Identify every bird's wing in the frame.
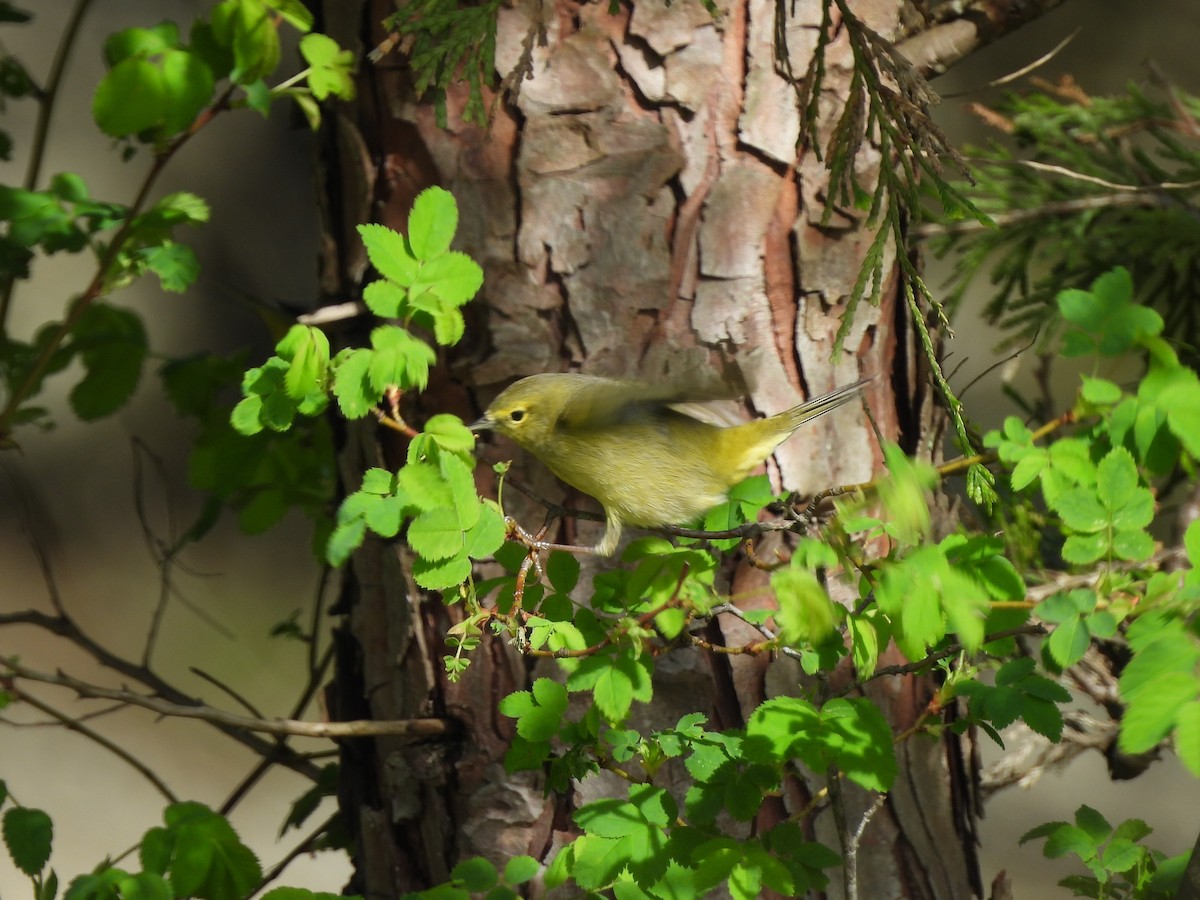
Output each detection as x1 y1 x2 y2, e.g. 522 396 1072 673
556 372 745 431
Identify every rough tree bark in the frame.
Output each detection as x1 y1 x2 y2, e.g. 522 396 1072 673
314 0 1000 896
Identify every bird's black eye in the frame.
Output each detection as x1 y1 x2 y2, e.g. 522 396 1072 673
510 409 525 423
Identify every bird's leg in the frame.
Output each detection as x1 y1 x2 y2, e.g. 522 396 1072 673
503 516 600 557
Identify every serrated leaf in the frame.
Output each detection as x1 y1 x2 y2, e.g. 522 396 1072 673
140 241 200 291
1053 488 1107 533
408 507 465 561
1111 528 1154 562
773 566 836 645
418 250 484 306
230 395 264 435
368 325 434 391
1119 671 1197 754
1074 805 1111 841
362 279 408 318
325 516 366 566
1010 451 1047 491
408 186 458 259
422 414 476 456
365 494 408 538
357 223 418 285
331 347 376 418
1048 617 1090 668
1095 448 1138 510
69 302 148 420
1062 532 1108 565
3 807 52 876
849 615 880 677
412 552 472 590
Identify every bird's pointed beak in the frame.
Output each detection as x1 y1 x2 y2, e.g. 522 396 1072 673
468 415 493 434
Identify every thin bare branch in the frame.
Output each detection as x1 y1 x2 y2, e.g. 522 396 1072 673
2 659 456 740
898 0 1070 78
0 610 323 779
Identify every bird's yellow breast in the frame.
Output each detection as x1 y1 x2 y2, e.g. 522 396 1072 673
542 415 745 528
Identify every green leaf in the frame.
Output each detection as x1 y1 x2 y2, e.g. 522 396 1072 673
464 502 506 559
878 442 935 544
417 251 484 306
451 857 498 892
812 697 897 792
1074 805 1111 841
503 855 540 885
1160 377 1200 459
1080 376 1122 405
569 649 653 722
331 347 376 418
362 279 407 318
1010 451 1047 491
358 223 418 286
1047 617 1090 669
1094 447 1138 510
212 0 282 84
1175 701 1200 778
368 325 435 391
412 552 472 590
162 802 261 899
92 44 214 140
1052 488 1107 533
1111 528 1154 562
1042 823 1098 860
298 32 355 101
325 516 366 567
276 325 330 401
422 414 476 457
499 679 568 742
1061 532 1108 565
545 552 580 595
849 614 880 677
408 186 458 259
69 302 148 420
1119 671 1197 754
103 23 180 65
1057 267 1161 357
139 242 200 291
3 807 52 876
264 0 313 31
773 566 836 645
408 507 465 561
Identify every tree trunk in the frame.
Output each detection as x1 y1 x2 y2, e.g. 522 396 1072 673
316 0 979 896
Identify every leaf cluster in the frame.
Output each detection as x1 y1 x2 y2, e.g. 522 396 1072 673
0 785 360 900
229 187 498 579
1020 805 1188 898
0 1 355 446
927 78 1200 364
981 268 1200 774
